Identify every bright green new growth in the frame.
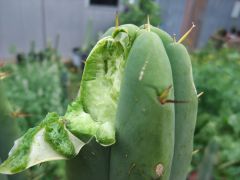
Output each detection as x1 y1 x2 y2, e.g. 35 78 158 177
65 27 137 145
44 120 76 158
0 22 198 180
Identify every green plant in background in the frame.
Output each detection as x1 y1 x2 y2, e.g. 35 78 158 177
2 51 68 133
192 43 240 179
0 21 198 180
120 0 161 26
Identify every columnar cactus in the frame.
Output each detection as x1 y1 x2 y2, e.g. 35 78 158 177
0 20 198 180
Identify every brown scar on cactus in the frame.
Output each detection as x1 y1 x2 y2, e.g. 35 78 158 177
178 22 196 43
159 85 189 104
155 163 164 177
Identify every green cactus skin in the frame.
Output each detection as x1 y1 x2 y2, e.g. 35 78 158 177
166 43 198 180
66 141 110 180
110 30 175 180
102 24 139 40
139 25 173 46
102 27 115 38
145 25 198 179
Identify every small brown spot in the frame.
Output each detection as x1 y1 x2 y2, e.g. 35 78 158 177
155 163 164 177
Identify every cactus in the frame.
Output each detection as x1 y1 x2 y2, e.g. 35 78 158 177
0 20 198 180
167 33 198 180
110 30 175 180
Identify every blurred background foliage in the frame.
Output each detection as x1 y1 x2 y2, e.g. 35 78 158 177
191 42 240 179
120 0 161 26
